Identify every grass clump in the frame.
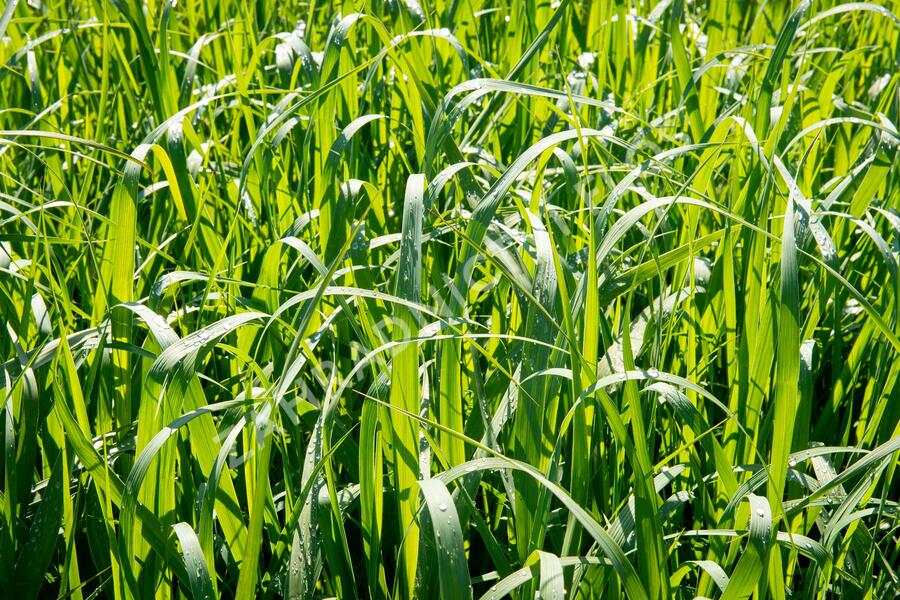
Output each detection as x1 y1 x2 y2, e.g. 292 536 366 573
1 0 899 598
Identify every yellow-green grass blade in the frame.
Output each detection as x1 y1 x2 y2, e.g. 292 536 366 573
390 174 425 599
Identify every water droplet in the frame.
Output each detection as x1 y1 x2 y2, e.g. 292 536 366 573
438 502 448 511
805 541 813 550
647 368 659 378
756 508 765 517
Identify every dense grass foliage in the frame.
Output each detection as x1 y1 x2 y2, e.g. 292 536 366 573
1 0 899 597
